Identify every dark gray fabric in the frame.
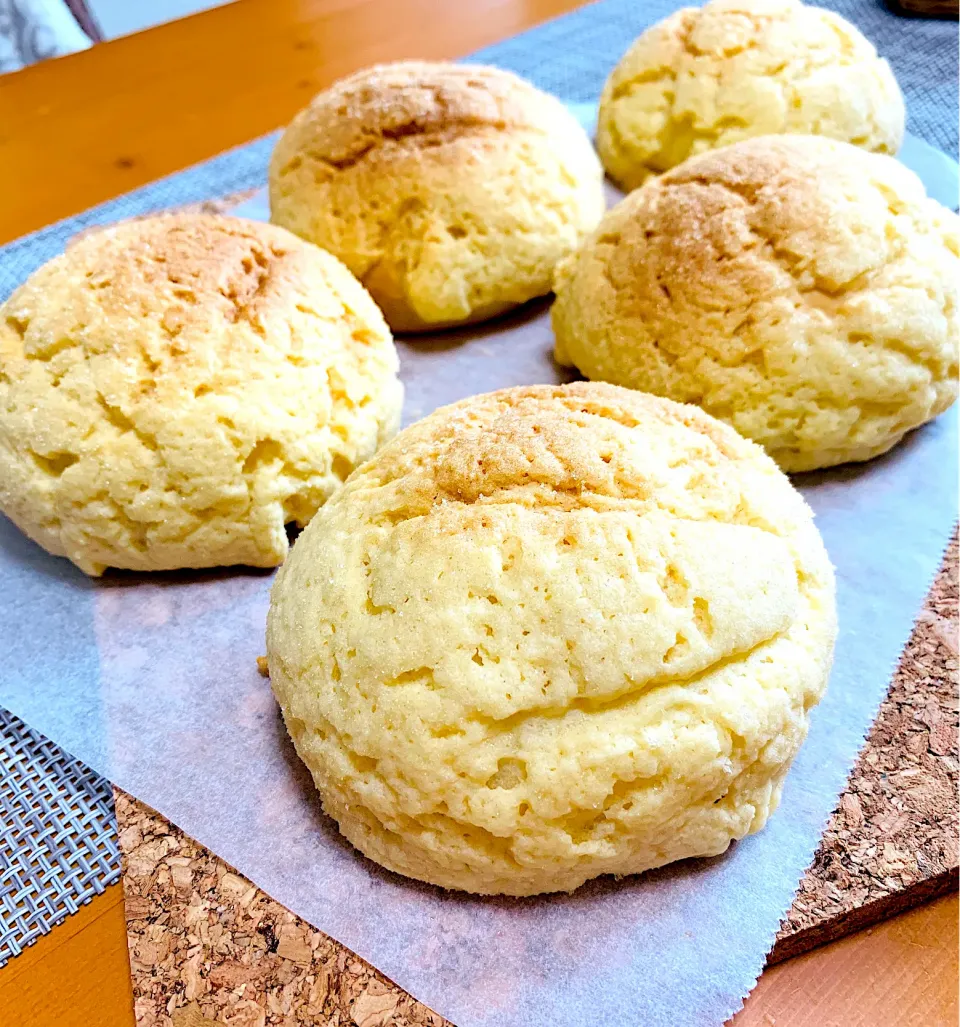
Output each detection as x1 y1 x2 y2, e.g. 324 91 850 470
830 0 957 156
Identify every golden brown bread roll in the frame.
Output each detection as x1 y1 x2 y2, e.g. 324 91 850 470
267 382 836 895
0 214 402 574
597 0 905 191
269 61 605 331
553 136 959 472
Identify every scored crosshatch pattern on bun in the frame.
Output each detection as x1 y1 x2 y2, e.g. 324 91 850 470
269 61 606 332
597 0 905 191
267 382 837 896
0 214 402 575
553 135 959 472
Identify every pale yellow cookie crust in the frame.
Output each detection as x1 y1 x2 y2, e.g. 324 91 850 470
267 382 836 895
269 61 605 331
552 136 959 472
597 0 905 191
0 214 402 575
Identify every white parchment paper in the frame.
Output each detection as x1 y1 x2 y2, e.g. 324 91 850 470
1 114 957 1027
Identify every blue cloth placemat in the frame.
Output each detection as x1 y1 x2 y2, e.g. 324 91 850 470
0 0 955 970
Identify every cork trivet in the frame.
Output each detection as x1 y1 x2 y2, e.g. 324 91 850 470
119 791 448 1027
119 535 958 1027
770 531 959 962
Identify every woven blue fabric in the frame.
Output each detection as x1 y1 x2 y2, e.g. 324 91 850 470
0 0 956 965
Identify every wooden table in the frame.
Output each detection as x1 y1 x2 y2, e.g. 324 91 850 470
0 2 956 1025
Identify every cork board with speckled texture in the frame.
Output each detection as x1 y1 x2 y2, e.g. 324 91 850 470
119 535 958 1027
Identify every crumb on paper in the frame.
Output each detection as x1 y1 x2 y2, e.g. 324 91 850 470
257 655 269 678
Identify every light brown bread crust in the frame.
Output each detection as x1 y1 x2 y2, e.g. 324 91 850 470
597 0 905 191
552 135 959 472
269 61 605 331
0 214 402 574
267 382 836 895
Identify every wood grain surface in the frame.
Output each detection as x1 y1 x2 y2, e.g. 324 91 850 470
0 0 957 1025
0 884 134 1027
733 893 959 1027
0 0 586 245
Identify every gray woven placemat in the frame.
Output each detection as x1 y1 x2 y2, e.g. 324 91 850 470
0 708 120 963
0 0 956 966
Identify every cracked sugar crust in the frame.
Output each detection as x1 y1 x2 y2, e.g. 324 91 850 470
0 213 403 575
268 61 605 331
552 135 960 472
267 382 837 895
596 0 905 191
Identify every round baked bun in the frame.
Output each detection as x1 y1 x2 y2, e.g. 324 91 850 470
597 0 905 191
268 61 605 332
553 136 959 472
267 382 837 896
0 214 402 576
